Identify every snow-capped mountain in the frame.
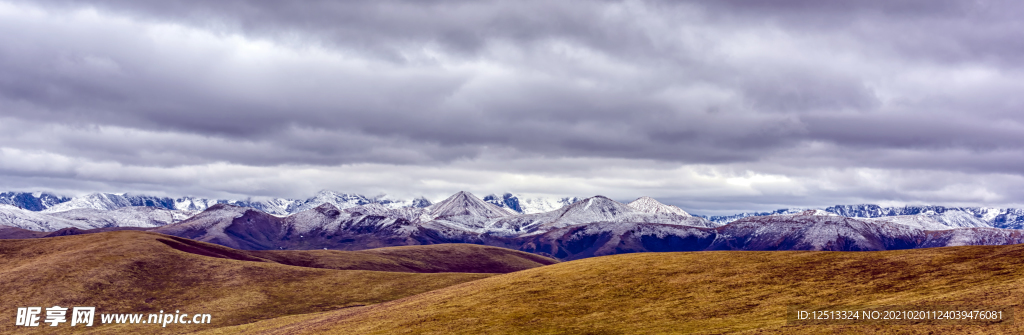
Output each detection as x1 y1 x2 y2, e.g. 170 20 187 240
1 202 193 232
171 196 300 216
412 191 516 237
717 211 1024 251
148 193 720 252
514 210 1024 260
698 208 808 224
40 192 301 216
483 193 581 214
627 196 692 217
713 211 922 251
487 195 716 236
427 191 513 220
154 201 471 251
10 189 1024 260
153 204 265 249
824 204 1024 229
28 190 433 217
11 188 1024 232
0 204 83 232
284 190 430 214
859 215 954 230
0 192 71 211
513 220 718 260
698 204 1024 229
42 193 154 213
47 207 199 228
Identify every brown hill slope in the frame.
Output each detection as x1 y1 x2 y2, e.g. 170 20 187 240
150 234 557 273
0 231 546 334
0 224 47 239
209 244 1024 334
246 244 558 273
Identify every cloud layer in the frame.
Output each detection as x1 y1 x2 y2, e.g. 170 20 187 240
2 0 1023 214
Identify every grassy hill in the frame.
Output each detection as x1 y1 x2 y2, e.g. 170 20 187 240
0 231 554 334
206 244 1024 334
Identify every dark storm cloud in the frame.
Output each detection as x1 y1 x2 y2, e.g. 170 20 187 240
3 1 1020 160
2 0 1024 209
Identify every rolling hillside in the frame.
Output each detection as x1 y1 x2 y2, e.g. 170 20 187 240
207 244 1024 334
0 231 553 334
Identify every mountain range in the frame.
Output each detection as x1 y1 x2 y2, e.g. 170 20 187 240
7 190 1024 229
0 190 576 216
6 190 1024 260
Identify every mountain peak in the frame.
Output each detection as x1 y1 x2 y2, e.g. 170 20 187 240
428 191 513 219
627 196 691 217
557 196 632 219
567 195 618 208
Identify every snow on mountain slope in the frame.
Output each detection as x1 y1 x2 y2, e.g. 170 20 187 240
151 201 468 251
487 196 629 234
488 195 715 236
428 191 514 219
627 197 691 217
699 208 807 225
717 212 922 251
823 204 1022 229
283 203 478 247
233 198 299 216
282 203 349 234
514 221 715 260
0 192 71 211
701 204 1024 228
344 204 424 222
926 228 1024 247
0 204 87 231
41 193 195 212
517 196 581 214
30 190 431 217
987 208 1024 229
286 190 375 213
42 191 1020 259
172 197 223 212
13 188 1024 232
42 193 137 213
419 192 515 233
282 202 415 238
483 193 581 214
285 190 431 214
554 196 638 225
932 210 993 228
48 207 198 228
155 203 399 250
862 215 953 230
511 210 1024 260
153 204 255 248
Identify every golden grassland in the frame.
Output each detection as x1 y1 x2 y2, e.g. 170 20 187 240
0 231 554 334
206 243 1024 334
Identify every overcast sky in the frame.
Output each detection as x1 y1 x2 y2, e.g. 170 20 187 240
1 0 1023 215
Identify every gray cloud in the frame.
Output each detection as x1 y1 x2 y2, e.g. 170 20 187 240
2 0 1023 211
